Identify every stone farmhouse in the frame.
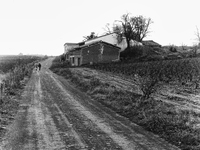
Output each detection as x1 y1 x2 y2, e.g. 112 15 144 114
64 33 142 66
68 41 120 66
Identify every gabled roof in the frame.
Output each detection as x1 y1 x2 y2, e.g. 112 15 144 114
81 40 120 49
84 33 117 42
142 40 161 47
69 40 120 53
64 32 118 47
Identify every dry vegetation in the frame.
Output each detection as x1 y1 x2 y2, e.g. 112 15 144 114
0 55 46 140
50 56 200 150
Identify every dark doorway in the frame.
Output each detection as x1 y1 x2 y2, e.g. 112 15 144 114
78 57 81 66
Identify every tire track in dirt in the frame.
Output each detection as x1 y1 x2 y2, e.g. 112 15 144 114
27 74 65 150
53 103 87 149
0 71 66 150
41 71 122 149
46 69 179 150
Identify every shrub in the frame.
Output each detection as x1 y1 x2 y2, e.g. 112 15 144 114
136 74 160 100
49 56 70 70
1 56 40 96
169 46 177 52
120 45 144 60
90 77 101 87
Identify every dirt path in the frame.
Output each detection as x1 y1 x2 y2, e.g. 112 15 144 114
0 58 179 150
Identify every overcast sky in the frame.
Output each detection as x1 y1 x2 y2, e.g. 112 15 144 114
0 0 199 56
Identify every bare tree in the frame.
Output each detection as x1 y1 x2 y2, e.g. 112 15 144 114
103 23 112 34
115 13 133 48
192 26 200 56
115 13 153 48
131 16 152 42
195 26 200 46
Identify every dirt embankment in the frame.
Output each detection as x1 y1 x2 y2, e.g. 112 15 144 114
70 67 200 112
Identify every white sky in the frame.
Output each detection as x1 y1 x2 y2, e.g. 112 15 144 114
0 0 199 56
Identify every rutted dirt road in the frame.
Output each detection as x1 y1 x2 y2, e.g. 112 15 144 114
0 58 179 150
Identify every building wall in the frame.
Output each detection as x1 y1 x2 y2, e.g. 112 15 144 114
69 56 82 66
81 43 120 65
81 44 101 65
69 50 82 66
65 44 79 61
102 44 120 62
70 50 81 56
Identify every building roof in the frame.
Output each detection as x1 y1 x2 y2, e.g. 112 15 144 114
69 40 120 53
64 43 79 46
84 33 117 42
141 40 161 47
64 33 116 46
82 40 120 48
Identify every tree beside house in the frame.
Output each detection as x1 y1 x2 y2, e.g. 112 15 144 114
63 13 157 65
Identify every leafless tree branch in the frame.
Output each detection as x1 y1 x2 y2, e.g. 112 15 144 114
195 26 200 46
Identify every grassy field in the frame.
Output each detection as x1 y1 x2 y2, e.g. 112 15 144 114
50 57 200 150
0 55 45 73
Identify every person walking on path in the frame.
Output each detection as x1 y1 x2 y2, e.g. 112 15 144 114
38 63 41 71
